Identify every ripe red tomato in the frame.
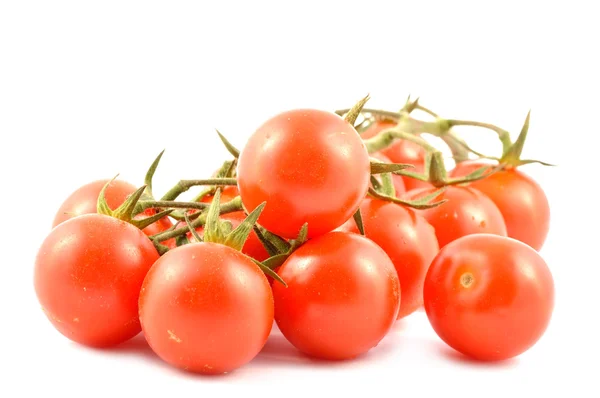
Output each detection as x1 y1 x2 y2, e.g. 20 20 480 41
52 179 137 227
362 119 430 191
139 242 273 374
237 109 371 239
34 214 160 347
53 179 175 246
404 186 507 248
370 152 406 195
272 231 400 360
339 198 439 318
424 234 554 361
451 161 550 251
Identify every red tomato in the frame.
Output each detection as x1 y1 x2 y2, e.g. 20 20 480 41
339 198 439 318
139 243 273 374
424 234 554 361
52 179 137 227
53 179 175 246
362 120 430 191
370 152 406 196
451 161 550 251
237 109 370 239
272 231 400 360
404 186 507 248
34 214 160 347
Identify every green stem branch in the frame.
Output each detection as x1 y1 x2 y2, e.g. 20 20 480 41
161 178 238 201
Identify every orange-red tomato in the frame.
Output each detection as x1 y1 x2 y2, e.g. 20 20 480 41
35 214 160 347
424 234 554 361
237 109 370 239
139 243 273 374
272 232 400 360
362 120 431 191
451 161 550 250
404 186 507 248
339 198 439 318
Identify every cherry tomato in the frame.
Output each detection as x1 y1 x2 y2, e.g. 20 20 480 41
370 152 406 195
53 179 175 247
339 198 438 318
139 242 273 374
52 179 137 227
272 231 400 360
237 109 370 239
451 161 550 250
362 119 430 191
424 234 554 361
404 186 507 248
34 214 160 347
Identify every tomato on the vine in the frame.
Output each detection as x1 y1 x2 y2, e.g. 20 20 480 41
451 160 550 250
53 179 175 247
339 198 439 319
139 242 273 374
272 231 400 360
404 186 507 248
361 119 431 191
34 214 160 347
237 109 371 239
424 234 554 361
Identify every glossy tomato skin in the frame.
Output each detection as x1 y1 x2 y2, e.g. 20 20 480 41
237 109 370 239
362 120 430 191
139 243 273 374
339 198 439 318
405 186 507 248
370 152 406 196
424 234 554 361
272 231 400 360
52 179 137 227
34 214 160 347
451 161 550 251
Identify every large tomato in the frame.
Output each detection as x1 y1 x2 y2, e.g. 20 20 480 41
339 198 439 318
34 214 160 347
237 109 370 239
139 242 273 374
451 161 550 250
404 186 507 248
272 231 400 360
424 234 554 361
361 119 431 191
52 179 175 246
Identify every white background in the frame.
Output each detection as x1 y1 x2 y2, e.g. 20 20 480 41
1 1 598 397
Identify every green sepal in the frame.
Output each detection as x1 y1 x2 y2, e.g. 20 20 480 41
184 213 203 243
203 189 226 244
223 202 266 251
261 254 289 270
253 225 290 256
353 208 365 235
144 149 165 199
370 160 414 175
368 187 447 210
216 129 240 159
176 234 190 247
131 209 174 230
344 94 370 126
251 258 287 287
289 223 308 251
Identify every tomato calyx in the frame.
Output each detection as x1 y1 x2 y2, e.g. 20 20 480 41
499 111 555 169
216 129 241 159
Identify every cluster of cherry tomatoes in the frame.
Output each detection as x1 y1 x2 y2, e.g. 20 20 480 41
34 96 554 375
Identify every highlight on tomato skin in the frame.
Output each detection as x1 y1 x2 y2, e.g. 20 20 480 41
272 231 400 360
450 160 550 251
237 109 371 240
138 242 274 375
338 197 439 319
404 185 507 248
34 214 160 348
423 233 555 361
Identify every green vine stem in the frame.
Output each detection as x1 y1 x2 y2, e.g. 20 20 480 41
137 200 210 212
149 196 243 243
160 178 238 201
363 126 439 154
